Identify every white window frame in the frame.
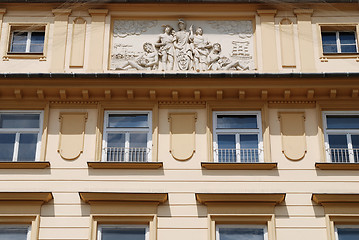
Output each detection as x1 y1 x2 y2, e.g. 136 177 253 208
0 224 31 240
0 111 44 162
335 224 359 240
322 111 359 163
102 111 152 162
9 30 45 53
321 30 358 54
97 224 149 240
216 224 268 240
213 111 263 162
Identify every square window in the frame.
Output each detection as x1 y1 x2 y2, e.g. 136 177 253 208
0 111 43 162
216 224 268 240
323 112 359 163
103 111 152 162
0 225 31 240
335 225 359 240
8 26 46 54
98 225 149 240
213 111 263 163
321 28 358 54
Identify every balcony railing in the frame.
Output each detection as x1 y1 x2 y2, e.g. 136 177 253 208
328 148 359 163
106 147 149 162
216 148 260 163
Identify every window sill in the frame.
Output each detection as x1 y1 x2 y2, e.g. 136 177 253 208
315 162 359 170
320 54 359 62
312 193 359 204
3 53 46 61
0 161 50 169
201 162 277 170
87 161 163 169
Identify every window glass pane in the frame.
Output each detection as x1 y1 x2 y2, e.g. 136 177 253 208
341 45 357 53
218 227 264 240
240 134 259 163
108 114 148 128
217 115 257 129
0 227 28 240
217 134 236 162
17 133 37 162
107 133 125 162
10 32 27 52
339 32 356 44
101 227 146 240
326 115 359 129
351 135 359 163
323 45 338 53
328 135 349 163
29 32 44 53
0 114 40 129
129 133 148 162
337 228 359 240
322 32 337 44
0 134 16 161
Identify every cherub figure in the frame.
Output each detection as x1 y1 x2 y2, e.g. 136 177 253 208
190 27 211 71
116 42 158 70
155 25 175 71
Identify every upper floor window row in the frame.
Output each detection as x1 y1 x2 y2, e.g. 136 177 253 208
321 25 358 54
8 26 45 54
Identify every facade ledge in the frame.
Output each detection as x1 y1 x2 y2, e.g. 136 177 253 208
79 192 168 204
196 193 286 205
87 162 163 169
0 192 53 203
0 161 50 169
201 162 277 170
315 162 359 170
312 193 359 204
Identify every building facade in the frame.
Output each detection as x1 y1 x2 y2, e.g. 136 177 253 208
0 1 359 240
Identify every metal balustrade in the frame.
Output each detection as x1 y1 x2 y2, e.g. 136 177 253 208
106 147 148 162
328 148 359 163
216 148 259 163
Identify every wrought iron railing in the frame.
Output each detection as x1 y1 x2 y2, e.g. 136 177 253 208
216 148 260 163
106 147 149 162
328 148 359 163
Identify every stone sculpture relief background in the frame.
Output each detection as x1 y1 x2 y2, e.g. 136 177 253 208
110 20 254 72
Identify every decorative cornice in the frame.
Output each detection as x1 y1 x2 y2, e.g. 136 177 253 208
50 101 99 105
52 9 72 15
294 8 314 15
159 101 206 106
0 192 53 203
79 192 168 204
257 9 277 16
88 9 109 15
196 193 286 205
312 194 359 204
269 101 316 104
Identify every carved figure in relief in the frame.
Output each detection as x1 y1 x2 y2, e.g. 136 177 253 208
115 42 158 70
207 43 248 71
155 25 175 71
174 20 193 70
190 27 211 72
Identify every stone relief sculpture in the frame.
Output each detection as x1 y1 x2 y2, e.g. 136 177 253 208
111 19 255 71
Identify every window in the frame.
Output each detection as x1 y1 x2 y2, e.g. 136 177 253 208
0 225 31 240
0 111 43 162
8 26 45 54
323 112 359 163
213 111 263 163
103 111 152 162
216 225 267 240
321 27 358 54
335 225 359 240
98 225 149 240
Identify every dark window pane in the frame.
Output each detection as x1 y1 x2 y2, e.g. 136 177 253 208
327 116 359 129
129 133 148 162
217 134 236 162
30 44 44 53
108 114 148 128
10 32 27 52
0 114 40 128
0 133 16 161
217 115 257 129
323 45 338 53
107 133 125 162
322 32 337 44
352 135 359 163
339 32 356 44
0 227 28 240
341 45 357 53
18 133 37 161
337 228 359 240
101 227 146 240
328 135 349 163
30 32 45 44
240 134 259 163
218 227 264 240
10 44 27 53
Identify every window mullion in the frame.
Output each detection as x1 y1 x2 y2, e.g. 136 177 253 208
26 32 31 53
347 133 354 163
13 132 20 162
125 132 130 162
236 133 240 163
